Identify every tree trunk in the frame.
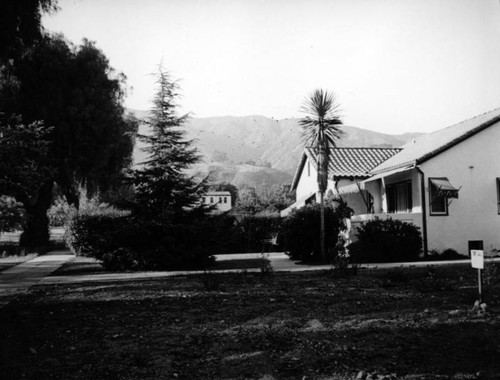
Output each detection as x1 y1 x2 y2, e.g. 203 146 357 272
19 182 54 253
320 190 326 263
317 145 328 263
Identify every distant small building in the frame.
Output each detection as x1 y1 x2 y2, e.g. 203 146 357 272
203 191 232 213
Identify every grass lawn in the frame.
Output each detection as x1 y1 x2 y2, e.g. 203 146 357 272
1 265 500 379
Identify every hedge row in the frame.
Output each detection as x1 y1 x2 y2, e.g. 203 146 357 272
65 202 423 271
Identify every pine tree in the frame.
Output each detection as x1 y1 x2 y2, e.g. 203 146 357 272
132 68 205 220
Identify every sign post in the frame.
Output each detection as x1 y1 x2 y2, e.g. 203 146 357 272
470 249 484 302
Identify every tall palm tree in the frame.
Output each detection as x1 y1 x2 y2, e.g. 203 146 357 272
299 89 343 262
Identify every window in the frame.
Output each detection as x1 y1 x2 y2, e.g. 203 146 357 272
430 182 448 215
210 197 214 203
497 178 500 214
429 178 459 216
386 181 412 213
224 197 227 204
307 161 311 177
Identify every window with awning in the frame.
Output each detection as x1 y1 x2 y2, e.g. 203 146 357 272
429 177 460 215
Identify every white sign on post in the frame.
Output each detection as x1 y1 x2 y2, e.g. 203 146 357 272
471 250 484 269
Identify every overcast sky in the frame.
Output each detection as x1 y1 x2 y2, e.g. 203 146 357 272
43 0 500 134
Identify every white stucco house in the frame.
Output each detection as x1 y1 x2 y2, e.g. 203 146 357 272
203 191 232 213
283 109 500 257
336 109 500 256
281 147 401 217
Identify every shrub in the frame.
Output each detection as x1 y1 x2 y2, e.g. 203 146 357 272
66 209 220 271
283 200 352 263
0 196 25 234
0 243 21 257
101 248 143 271
47 197 76 227
233 213 283 253
349 218 422 263
426 248 467 261
65 206 129 260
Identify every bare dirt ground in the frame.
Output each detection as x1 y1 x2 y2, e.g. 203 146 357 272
1 264 500 380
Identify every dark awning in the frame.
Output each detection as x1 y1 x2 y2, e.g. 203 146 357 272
430 178 460 199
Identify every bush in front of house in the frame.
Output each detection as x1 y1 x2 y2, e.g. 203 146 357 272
283 200 352 263
349 218 422 263
427 248 467 261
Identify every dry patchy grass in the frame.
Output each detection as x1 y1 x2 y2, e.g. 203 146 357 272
1 265 500 379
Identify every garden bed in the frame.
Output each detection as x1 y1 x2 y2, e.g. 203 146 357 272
1 265 500 379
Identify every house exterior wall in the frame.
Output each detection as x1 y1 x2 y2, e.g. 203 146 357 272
352 169 424 242
296 158 318 200
354 122 500 255
419 122 500 254
296 157 368 208
295 157 335 202
335 179 370 215
203 193 232 212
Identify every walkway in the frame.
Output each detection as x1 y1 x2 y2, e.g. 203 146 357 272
0 251 74 308
2 250 499 309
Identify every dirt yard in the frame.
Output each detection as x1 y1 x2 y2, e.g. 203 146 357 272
1 264 500 379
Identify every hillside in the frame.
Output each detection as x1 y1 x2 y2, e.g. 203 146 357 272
129 110 424 187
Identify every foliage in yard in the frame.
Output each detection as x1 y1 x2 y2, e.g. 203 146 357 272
0 0 58 64
427 248 468 261
130 67 206 219
66 210 221 270
349 218 422 263
64 206 129 260
232 213 283 253
3 266 500 379
283 199 352 263
0 34 138 249
47 196 75 227
233 183 295 214
0 196 25 234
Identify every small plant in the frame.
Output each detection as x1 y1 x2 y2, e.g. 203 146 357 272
259 257 274 277
333 219 351 269
483 257 500 288
101 247 143 271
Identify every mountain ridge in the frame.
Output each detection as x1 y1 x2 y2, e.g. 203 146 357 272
129 109 424 189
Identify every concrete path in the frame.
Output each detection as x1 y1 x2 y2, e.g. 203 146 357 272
41 252 500 286
2 250 500 308
0 250 74 308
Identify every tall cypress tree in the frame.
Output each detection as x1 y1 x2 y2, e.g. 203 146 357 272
132 68 206 220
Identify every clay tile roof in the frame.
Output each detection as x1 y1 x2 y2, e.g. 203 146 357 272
306 147 402 179
372 108 500 174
